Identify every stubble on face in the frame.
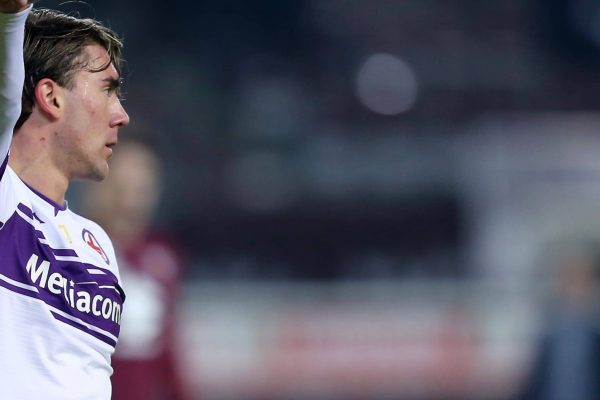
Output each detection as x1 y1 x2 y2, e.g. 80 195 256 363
58 45 121 182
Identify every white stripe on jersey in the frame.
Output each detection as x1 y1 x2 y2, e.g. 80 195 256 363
0 273 39 292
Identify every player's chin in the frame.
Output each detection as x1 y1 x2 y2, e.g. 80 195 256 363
91 150 112 180
88 162 110 182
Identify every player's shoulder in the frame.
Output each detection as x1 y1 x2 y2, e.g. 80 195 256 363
70 211 109 241
68 210 120 276
1 165 48 222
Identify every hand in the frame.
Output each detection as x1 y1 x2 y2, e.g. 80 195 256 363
0 0 29 14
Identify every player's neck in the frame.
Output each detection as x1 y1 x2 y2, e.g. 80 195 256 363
9 131 69 206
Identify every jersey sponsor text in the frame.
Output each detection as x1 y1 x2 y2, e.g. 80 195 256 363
26 253 122 324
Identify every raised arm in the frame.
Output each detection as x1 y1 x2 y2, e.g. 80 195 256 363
0 0 31 168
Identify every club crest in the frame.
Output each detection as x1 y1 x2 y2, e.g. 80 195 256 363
82 229 110 265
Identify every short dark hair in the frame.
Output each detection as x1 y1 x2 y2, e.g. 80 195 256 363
15 8 124 130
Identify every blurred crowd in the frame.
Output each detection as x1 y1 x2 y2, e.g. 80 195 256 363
51 0 600 398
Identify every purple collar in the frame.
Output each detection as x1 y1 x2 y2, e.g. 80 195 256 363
22 181 67 216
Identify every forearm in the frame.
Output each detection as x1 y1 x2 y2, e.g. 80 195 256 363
0 5 30 162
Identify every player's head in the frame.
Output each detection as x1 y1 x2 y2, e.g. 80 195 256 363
15 8 130 182
16 8 124 130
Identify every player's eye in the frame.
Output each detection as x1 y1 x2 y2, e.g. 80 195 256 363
103 78 123 97
104 86 117 95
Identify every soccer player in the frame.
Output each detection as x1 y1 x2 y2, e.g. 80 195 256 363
0 1 130 399
82 140 191 400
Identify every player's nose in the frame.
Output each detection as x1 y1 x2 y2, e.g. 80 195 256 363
112 100 130 127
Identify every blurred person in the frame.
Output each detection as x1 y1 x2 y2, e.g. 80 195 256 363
517 245 600 400
0 1 130 398
81 140 190 400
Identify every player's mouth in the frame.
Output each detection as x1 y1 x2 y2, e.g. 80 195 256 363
105 142 116 157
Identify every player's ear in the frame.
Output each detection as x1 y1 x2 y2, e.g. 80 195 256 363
33 78 63 120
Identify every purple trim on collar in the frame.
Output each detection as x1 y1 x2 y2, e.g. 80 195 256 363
17 203 33 218
22 181 67 216
0 154 7 180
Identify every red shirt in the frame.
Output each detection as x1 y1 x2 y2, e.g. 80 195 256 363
111 233 189 400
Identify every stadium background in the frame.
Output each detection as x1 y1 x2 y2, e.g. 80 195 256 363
37 0 600 398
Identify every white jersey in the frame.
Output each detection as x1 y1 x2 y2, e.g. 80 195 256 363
0 7 124 400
